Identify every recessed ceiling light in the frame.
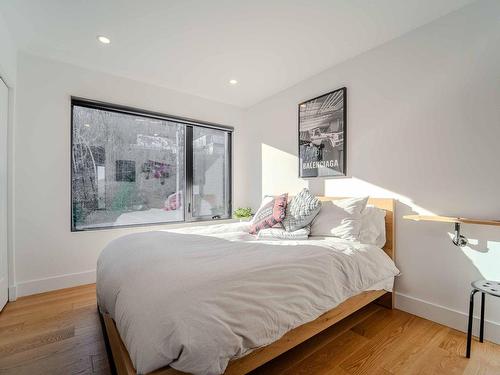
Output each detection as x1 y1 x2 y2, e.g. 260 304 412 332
97 35 111 44
84 124 90 127
229 79 238 85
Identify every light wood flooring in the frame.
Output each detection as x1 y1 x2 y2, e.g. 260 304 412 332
0 284 499 375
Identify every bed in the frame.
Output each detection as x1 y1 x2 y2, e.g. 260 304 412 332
97 197 398 375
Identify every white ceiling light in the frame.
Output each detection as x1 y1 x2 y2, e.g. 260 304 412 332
97 35 111 44
229 79 238 85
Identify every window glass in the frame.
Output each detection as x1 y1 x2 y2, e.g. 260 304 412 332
192 127 230 218
72 105 185 230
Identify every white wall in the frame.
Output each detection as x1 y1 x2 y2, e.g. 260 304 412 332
0 13 17 300
13 52 243 297
0 13 17 85
243 0 500 342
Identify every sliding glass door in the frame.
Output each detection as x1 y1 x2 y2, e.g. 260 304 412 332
191 127 231 220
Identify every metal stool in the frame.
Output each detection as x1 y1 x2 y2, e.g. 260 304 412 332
466 280 500 358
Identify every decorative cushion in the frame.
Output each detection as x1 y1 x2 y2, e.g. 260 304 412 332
249 194 288 234
250 196 274 225
282 188 321 232
257 226 310 240
310 196 369 240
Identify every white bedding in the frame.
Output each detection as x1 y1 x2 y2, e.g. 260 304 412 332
97 222 399 375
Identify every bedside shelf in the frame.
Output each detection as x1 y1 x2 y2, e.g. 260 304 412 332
403 215 500 247
403 215 500 227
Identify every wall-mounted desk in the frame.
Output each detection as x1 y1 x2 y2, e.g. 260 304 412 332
404 215 500 226
403 215 500 247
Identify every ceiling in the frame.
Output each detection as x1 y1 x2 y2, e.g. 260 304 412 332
0 0 475 107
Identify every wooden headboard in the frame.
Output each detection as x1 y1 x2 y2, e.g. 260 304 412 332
316 197 395 261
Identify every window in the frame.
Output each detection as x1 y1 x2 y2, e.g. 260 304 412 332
71 99 232 231
192 127 231 219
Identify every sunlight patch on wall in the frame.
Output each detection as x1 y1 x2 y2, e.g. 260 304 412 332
322 177 435 215
261 144 307 197
260 144 435 216
447 233 500 281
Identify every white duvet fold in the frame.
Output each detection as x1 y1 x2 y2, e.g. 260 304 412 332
97 224 399 375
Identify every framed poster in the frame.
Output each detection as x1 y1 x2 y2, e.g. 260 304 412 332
298 87 346 178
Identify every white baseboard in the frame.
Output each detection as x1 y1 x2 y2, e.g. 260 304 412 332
15 269 96 298
396 292 500 345
8 285 17 301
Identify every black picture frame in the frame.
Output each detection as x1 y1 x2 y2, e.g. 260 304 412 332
298 87 347 178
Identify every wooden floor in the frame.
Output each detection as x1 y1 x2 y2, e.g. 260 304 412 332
0 285 499 375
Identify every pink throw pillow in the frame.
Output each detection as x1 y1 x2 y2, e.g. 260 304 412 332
249 194 288 234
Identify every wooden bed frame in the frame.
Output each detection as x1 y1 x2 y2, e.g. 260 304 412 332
99 197 395 375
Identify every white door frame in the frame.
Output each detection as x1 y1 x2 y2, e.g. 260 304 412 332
0 76 9 309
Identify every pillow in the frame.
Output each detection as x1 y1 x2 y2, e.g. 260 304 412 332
282 188 321 232
359 206 386 247
250 196 274 224
249 194 288 234
310 196 369 240
257 226 310 240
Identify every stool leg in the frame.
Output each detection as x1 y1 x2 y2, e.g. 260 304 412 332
479 292 485 343
466 290 477 358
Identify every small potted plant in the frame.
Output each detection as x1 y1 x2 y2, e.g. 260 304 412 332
233 207 253 222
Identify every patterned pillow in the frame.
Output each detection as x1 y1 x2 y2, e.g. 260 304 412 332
249 194 288 234
282 188 321 232
250 196 274 225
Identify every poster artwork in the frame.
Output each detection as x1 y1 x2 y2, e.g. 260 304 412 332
299 87 346 177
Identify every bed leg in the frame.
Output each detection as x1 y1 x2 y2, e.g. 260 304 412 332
375 292 393 309
98 305 118 375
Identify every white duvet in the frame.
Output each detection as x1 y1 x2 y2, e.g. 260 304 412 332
96 222 399 375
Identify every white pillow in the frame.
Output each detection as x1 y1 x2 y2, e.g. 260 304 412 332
258 226 310 240
310 197 369 240
359 206 386 247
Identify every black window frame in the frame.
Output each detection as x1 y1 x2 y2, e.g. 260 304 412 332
70 97 233 232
